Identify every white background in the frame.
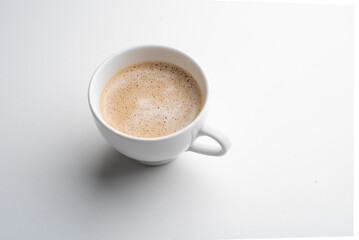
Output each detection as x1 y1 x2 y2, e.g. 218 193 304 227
0 0 355 239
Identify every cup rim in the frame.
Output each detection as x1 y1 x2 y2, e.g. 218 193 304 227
88 45 209 142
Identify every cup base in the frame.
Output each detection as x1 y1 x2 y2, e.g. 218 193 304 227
137 158 175 166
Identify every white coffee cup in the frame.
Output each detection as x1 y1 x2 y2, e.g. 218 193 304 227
88 45 230 165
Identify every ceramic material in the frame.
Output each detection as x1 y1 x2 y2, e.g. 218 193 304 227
88 45 230 165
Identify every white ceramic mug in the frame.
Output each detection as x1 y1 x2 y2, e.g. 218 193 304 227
88 45 230 165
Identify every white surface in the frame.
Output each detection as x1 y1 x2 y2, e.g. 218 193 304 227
0 1 353 239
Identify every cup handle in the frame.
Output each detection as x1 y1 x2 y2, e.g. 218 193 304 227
187 124 231 156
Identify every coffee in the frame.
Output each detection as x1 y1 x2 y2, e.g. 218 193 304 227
99 61 203 138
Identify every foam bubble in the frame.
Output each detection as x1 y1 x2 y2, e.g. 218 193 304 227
99 61 203 138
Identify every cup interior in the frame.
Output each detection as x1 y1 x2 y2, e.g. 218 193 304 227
88 45 208 138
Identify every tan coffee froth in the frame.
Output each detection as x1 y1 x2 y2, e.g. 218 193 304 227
99 61 203 138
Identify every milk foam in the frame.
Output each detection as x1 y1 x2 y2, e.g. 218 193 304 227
99 61 203 138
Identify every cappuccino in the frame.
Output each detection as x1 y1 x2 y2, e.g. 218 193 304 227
99 61 203 138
